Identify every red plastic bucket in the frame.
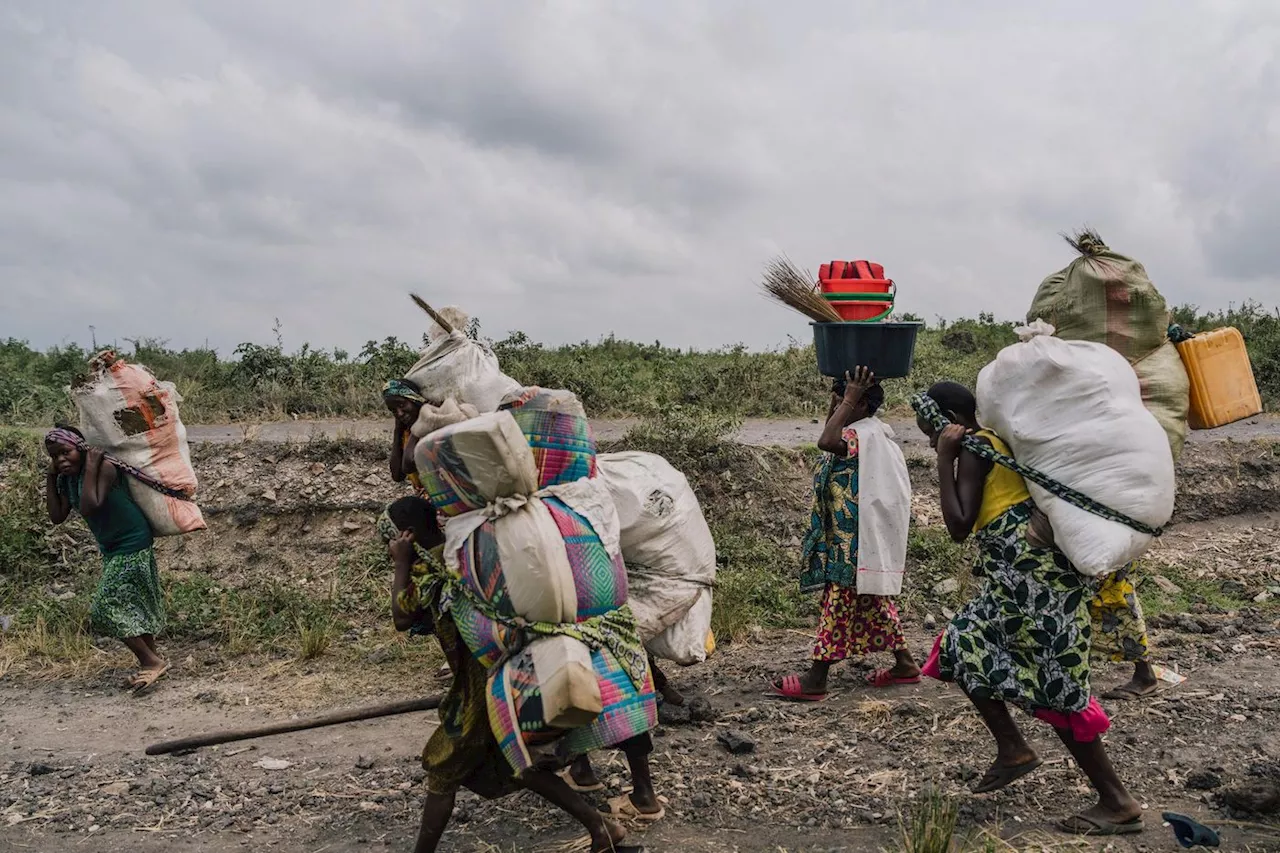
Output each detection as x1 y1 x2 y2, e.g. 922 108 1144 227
820 260 885 282
821 279 893 295
826 297 894 322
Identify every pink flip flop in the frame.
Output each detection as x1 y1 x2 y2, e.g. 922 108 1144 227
867 669 922 688
769 674 828 702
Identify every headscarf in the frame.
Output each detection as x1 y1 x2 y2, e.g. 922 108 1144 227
43 427 194 502
44 427 83 450
376 507 400 544
381 379 427 406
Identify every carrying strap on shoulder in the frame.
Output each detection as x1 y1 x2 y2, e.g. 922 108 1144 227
911 394 1163 537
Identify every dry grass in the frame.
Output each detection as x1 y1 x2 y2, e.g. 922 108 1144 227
761 256 842 323
297 615 334 660
0 615 117 681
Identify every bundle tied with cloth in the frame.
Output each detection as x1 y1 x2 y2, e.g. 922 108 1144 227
68 350 204 536
403 297 718 667
1028 230 1190 459
914 320 1176 577
414 385 657 775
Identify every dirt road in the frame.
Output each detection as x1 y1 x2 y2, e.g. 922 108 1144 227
179 414 1280 450
3 425 1279 851
4 600 1280 852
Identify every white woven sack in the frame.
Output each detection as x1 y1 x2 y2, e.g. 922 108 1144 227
976 321 1175 576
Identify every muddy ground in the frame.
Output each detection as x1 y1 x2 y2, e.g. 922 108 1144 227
3 425 1280 852
173 414 1280 449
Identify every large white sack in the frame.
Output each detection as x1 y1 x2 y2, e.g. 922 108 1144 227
976 322 1176 576
645 588 713 666
597 452 716 655
404 330 522 414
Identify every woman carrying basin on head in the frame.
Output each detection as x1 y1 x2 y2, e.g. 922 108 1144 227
771 366 920 701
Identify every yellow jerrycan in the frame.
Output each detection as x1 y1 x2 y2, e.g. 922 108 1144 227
1175 326 1262 429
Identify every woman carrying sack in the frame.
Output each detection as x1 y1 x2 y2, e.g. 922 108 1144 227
45 426 169 692
914 385 1143 837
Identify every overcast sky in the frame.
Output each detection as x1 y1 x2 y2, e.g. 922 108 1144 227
2 1 1277 356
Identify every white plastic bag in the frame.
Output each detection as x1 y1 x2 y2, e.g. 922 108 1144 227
850 417 911 596
975 321 1176 576
404 329 522 414
597 452 716 662
527 634 603 729
645 588 713 666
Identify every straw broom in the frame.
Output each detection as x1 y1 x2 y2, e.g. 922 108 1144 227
761 256 842 323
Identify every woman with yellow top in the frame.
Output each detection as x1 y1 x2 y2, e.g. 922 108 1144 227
916 382 1143 838
383 379 428 495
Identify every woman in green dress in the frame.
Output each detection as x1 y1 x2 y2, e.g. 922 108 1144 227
45 426 168 691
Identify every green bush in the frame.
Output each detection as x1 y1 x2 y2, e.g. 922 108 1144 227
2 306 1275 426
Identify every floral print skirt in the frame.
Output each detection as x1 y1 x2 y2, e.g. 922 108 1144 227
927 502 1101 719
812 584 906 661
90 547 165 640
1089 564 1150 664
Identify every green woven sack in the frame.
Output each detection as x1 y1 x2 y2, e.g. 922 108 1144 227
1027 231 1190 458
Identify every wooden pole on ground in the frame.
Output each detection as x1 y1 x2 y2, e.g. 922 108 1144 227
145 696 442 756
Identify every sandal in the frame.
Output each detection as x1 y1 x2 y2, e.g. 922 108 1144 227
867 669 922 688
557 767 605 793
769 674 827 702
1102 683 1160 701
131 663 169 694
599 794 665 823
1162 812 1219 848
972 757 1043 794
1058 813 1144 836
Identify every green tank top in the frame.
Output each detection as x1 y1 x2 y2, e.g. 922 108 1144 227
62 469 155 557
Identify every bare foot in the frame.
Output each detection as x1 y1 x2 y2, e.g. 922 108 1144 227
659 684 686 706
591 817 641 852
568 758 602 791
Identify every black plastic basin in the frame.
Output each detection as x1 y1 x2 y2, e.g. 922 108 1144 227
812 321 923 379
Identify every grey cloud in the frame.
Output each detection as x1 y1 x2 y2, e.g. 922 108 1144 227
1 1 1278 358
